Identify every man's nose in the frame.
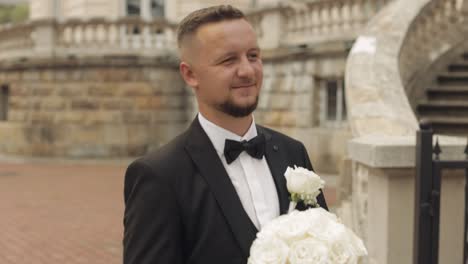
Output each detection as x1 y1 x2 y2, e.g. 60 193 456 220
236 57 255 78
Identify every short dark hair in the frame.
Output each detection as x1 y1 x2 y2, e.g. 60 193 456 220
177 5 245 48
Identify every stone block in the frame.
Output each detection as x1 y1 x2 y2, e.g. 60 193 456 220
270 93 291 110
22 71 41 81
30 112 55 123
135 97 162 110
263 111 283 126
40 98 67 111
54 71 68 81
162 95 185 108
122 112 151 123
118 82 153 96
57 84 87 97
305 60 317 74
40 70 55 82
32 84 55 96
88 83 118 97
10 84 31 97
9 97 30 110
291 61 305 75
292 94 311 110
7 111 28 122
152 109 186 123
71 98 99 110
54 112 86 124
5 72 20 82
102 99 133 110
83 111 121 125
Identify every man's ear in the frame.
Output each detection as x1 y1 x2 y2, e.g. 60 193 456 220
179 62 198 89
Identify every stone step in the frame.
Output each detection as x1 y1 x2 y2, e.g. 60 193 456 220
426 86 468 100
448 62 468 72
437 72 468 85
418 116 468 135
417 100 468 117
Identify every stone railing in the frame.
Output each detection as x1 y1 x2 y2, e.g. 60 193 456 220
247 0 393 49
0 1 395 61
0 18 177 61
399 0 468 99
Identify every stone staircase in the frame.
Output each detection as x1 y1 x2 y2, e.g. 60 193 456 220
417 53 468 135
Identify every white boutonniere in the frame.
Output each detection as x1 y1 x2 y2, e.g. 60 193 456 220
285 165 325 212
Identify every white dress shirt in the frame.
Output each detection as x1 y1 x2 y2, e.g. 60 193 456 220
198 113 280 229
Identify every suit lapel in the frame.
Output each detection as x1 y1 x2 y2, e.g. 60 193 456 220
185 118 258 258
257 126 290 215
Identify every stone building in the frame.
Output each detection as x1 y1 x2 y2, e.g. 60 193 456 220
0 0 384 175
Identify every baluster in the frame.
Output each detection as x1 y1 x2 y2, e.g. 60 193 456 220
330 2 340 35
350 0 362 31
318 3 327 37
310 6 320 37
341 1 352 33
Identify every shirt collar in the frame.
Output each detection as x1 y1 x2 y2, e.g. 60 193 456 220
198 113 258 156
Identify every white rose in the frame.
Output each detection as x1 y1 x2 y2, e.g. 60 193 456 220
284 166 325 206
248 236 289 264
288 237 330 264
258 211 310 245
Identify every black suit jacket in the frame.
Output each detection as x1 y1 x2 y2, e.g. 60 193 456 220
123 118 328 264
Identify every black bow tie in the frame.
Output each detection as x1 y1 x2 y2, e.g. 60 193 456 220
224 134 266 164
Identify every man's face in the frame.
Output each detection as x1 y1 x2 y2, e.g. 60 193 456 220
180 19 263 118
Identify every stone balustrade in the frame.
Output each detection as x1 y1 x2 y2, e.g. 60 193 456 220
248 0 392 49
0 0 392 61
0 18 177 61
399 0 468 99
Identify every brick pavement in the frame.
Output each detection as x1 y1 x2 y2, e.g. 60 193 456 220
0 159 336 264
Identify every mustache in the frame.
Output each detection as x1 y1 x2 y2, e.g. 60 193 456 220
231 80 256 88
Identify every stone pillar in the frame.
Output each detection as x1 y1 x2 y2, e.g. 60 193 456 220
257 9 284 50
33 20 56 58
165 0 178 22
347 135 466 264
29 0 56 20
141 0 152 20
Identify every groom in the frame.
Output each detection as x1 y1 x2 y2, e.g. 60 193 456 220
123 5 327 264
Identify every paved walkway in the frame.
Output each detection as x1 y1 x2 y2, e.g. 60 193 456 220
0 159 336 264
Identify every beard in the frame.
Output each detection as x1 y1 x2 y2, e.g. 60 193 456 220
217 95 259 118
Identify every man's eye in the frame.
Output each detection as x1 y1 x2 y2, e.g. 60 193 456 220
222 57 234 63
248 54 259 60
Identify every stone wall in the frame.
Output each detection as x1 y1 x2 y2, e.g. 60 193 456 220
0 56 187 158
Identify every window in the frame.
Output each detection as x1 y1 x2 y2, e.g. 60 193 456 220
319 79 346 127
0 85 9 121
151 0 164 18
127 0 141 16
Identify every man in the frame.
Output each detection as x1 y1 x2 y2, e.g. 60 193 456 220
123 5 327 264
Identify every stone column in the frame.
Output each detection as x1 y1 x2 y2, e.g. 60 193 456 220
33 20 56 58
29 0 56 20
348 135 466 264
257 9 284 50
141 0 152 20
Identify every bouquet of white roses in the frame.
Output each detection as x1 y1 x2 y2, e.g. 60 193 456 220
248 166 367 264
